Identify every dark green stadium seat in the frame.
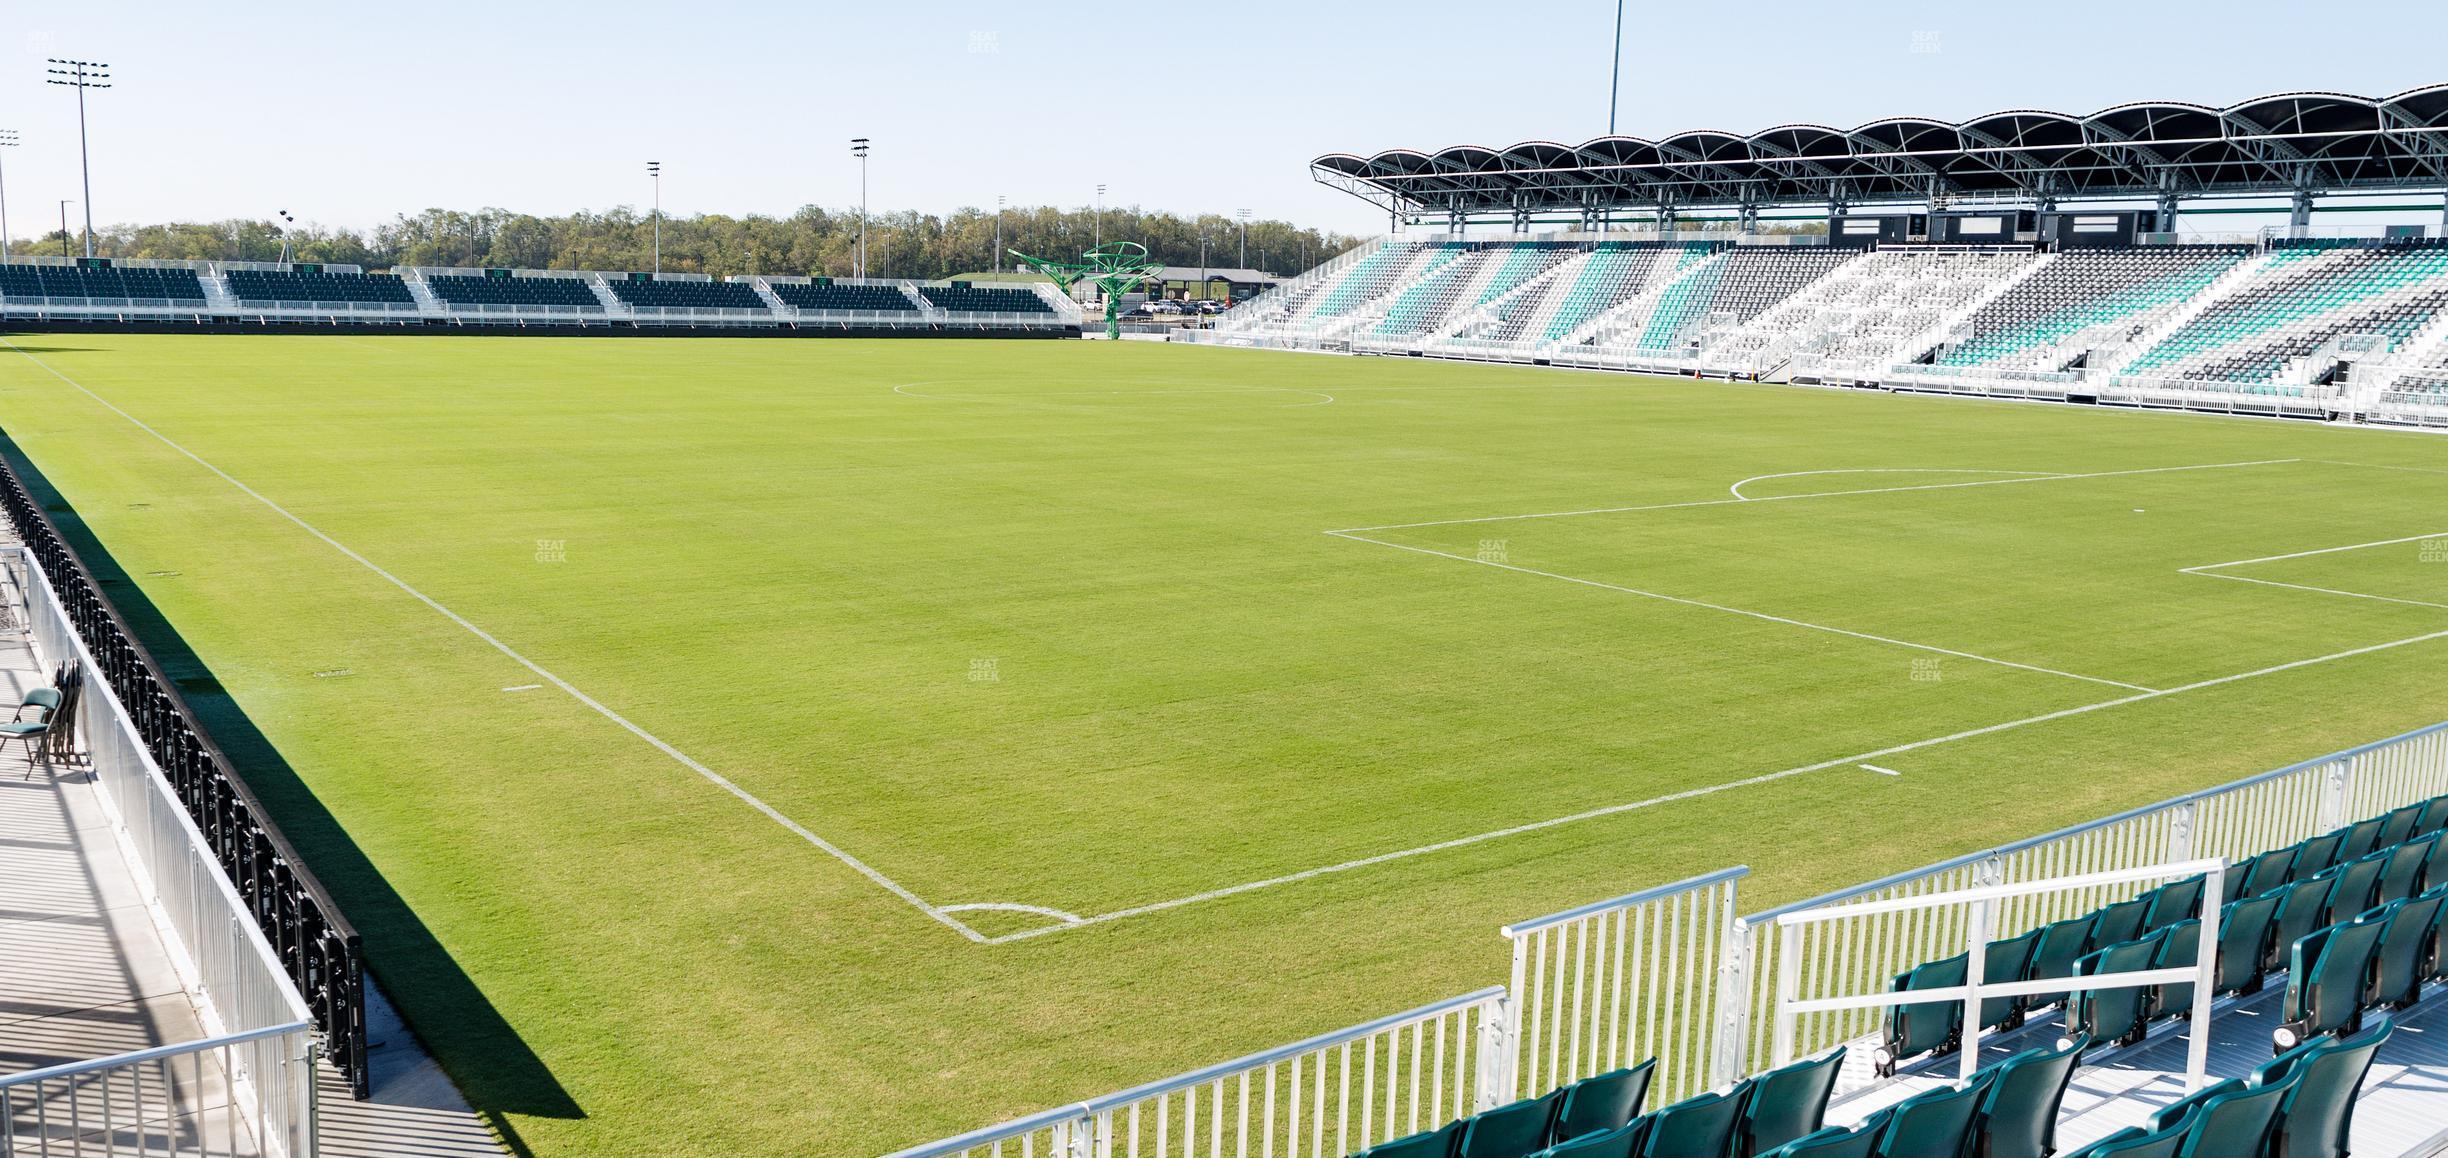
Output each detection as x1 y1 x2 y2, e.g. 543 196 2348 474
2214 892 2282 994
2378 835 2435 904
2377 803 2426 849
2366 890 2445 1009
1879 954 1967 1074
1735 1047 1842 1155
2092 894 2153 947
1537 1120 1644 1158
2070 930 2165 1047
2258 1018 2390 1158
2024 916 2096 1012
1636 1090 1741 1158
1870 1074 1988 1158
1553 1061 1653 1144
2321 852 2389 926
2070 1117 2189 1158
2143 875 2205 933
1972 1035 2084 1158
2170 1072 2295 1158
2269 873 2339 973
2147 1079 2242 1134
2338 816 2387 862
1978 930 2040 1032
2278 913 2390 1047
2237 846 2297 899
1357 1119 1462 1158
1460 1089 1563 1158
2151 920 2202 1019
2415 796 2448 838
2425 833 2448 897
1759 1127 1876 1158
2289 832 2346 882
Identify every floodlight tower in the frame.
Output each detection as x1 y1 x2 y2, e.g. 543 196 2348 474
58 200 73 258
995 195 1005 274
0 130 16 262
647 161 662 274
1095 184 1106 247
1607 1 1626 134
851 138 871 278
1236 208 1251 269
275 208 296 263
46 59 110 258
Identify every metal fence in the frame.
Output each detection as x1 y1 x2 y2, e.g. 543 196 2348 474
1714 718 2448 1084
5 547 319 1155
887 988 1511 1158
1500 867 1746 1107
0 458 368 1099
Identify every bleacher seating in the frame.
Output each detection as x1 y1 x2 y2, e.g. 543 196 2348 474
1936 247 2250 370
2117 242 2448 387
607 277 767 311
919 284 1055 314
0 264 206 305
1621 247 1862 351
770 281 917 313
225 269 415 307
1693 250 2041 377
424 274 604 309
1375 245 1497 337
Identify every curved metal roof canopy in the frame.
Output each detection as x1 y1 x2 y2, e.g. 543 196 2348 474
1315 86 2448 219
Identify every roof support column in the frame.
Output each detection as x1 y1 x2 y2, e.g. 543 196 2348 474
2290 185 2315 236
1448 211 1466 235
2157 191 2180 236
1738 201 1760 236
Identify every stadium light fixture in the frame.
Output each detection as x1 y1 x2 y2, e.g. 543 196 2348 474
851 138 871 278
647 161 663 275
0 130 16 262
45 59 110 259
275 208 296 264
1236 208 1251 270
1095 183 1106 247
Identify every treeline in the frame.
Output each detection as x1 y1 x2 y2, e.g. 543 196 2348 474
19 206 1363 280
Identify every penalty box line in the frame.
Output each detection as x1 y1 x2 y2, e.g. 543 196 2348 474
991 621 2448 945
0 340 996 945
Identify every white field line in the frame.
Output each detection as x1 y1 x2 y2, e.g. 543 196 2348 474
893 381 1335 406
1729 468 2064 501
2179 529 2448 612
1331 458 2299 534
992 622 2448 944
2307 459 2448 478
1326 530 2158 692
1 340 991 943
1862 764 1904 776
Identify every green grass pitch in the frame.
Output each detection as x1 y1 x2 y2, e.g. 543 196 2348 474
2 334 2446 1154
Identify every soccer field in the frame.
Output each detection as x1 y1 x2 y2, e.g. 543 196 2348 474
3 334 2446 1154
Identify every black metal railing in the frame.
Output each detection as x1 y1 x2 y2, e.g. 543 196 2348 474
0 454 369 1098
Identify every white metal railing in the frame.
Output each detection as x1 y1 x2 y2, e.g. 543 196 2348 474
885 988 1511 1158
1500 866 1745 1107
1771 860 2225 1089
4 548 319 1157
1715 719 2448 1085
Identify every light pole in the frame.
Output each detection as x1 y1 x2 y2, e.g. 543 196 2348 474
1095 184 1106 247
58 201 73 258
646 161 662 274
1236 208 1251 269
851 138 870 278
1607 0 1626 134
995 195 1005 274
45 59 110 259
275 209 296 263
0 130 16 262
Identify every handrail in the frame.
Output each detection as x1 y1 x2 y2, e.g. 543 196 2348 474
0 1020 310 1088
1503 865 1749 937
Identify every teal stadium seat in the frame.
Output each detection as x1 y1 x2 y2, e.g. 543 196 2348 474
2278 912 2389 1048
1636 1089 1742 1158
1458 1089 1563 1158
1871 1075 1988 1158
1736 1047 1844 1155
1973 1035 2086 1158
1553 1062 1654 1144
2257 1018 2390 1158
2365 890 2446 1009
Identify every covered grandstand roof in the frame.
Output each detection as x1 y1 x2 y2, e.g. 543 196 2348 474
1315 86 2448 217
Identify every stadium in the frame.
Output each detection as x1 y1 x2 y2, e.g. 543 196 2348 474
4 9 2448 1158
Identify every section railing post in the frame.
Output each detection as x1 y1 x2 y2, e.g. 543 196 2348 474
1772 922 1801 1070
2187 866 2225 1092
2318 760 2352 833
1959 897 1991 1086
1476 990 1516 1114
1711 916 1753 1089
2165 801 2196 864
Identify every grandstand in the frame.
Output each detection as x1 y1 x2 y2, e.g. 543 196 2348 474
1204 86 2448 430
0 257 1081 333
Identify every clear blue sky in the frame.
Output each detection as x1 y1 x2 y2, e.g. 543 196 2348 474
2 0 2440 240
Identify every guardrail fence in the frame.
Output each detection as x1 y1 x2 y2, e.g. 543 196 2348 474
1501 867 1746 1107
3 545 319 1155
0 455 368 1100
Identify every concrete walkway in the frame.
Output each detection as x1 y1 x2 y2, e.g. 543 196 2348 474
0 620 503 1154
